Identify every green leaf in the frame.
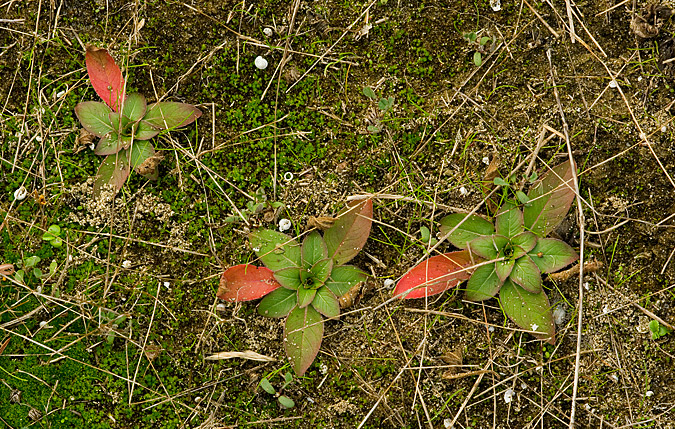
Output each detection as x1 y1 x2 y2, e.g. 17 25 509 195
143 102 201 130
528 238 579 273
511 232 538 258
325 265 367 296
362 86 376 99
260 378 275 395
24 256 40 268
49 260 57 276
258 288 297 318
495 259 515 282
285 305 323 376
469 235 508 260
439 214 495 249
310 258 333 283
297 287 317 308
94 149 130 197
109 111 130 134
249 229 301 271
278 395 295 409
122 93 147 122
473 51 482 66
480 36 490 45
51 237 63 248
510 256 542 293
493 177 508 186
499 279 555 344
74 101 115 137
465 263 503 301
311 286 340 318
94 132 127 156
134 120 160 140
495 202 523 238
302 231 328 268
524 160 576 237
15 270 24 283
516 191 531 206
33 268 43 278
129 140 155 169
324 199 373 265
273 267 303 290
47 225 61 236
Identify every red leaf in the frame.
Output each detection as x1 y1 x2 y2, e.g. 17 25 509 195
218 265 282 302
395 251 474 299
85 46 125 112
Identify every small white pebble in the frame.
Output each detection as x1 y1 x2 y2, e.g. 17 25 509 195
216 303 227 312
195 396 202 403
306 397 314 403
89 142 95 150
459 186 468 196
609 80 618 88
443 418 452 429
520 382 527 390
530 323 539 331
163 281 170 288
255 56 268 70
488 326 495 332
383 279 395 289
646 390 654 397
122 260 132 269
583 282 590 291
482 156 490 165
14 186 28 201
553 306 566 325
35 136 42 142
56 90 66 98
504 388 515 404
661 125 667 133
638 76 643 82
602 304 610 314
263 27 273 37
39 321 48 328
490 0 501 11
278 218 292 232
610 373 618 382
320 363 328 375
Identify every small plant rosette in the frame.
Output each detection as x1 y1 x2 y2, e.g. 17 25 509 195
395 161 579 344
218 199 373 375
74 46 201 196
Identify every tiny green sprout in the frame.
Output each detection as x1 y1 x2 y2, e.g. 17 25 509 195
42 225 63 248
649 320 671 339
493 177 509 186
419 226 438 249
260 378 275 395
473 52 482 66
259 375 296 409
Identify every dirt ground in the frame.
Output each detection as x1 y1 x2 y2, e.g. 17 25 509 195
1 0 675 428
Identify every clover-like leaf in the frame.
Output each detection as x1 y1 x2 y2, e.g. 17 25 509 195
325 265 367 297
528 238 579 273
302 231 328 268
499 279 555 344
93 149 130 197
465 262 503 301
394 251 474 299
258 288 297 318
217 265 282 302
469 235 508 260
440 214 495 249
495 201 524 238
74 101 115 137
143 102 202 130
285 305 323 376
509 256 542 293
85 46 125 111
297 287 317 308
311 286 340 318
524 160 576 237
324 199 373 265
122 93 147 122
273 267 303 290
249 229 301 271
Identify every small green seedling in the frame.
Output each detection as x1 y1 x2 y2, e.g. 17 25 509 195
463 32 497 66
259 372 296 409
218 199 373 375
98 308 129 344
75 46 201 196
15 255 42 283
42 225 63 248
396 161 578 344
419 225 438 252
362 86 395 133
649 320 672 339
224 187 285 225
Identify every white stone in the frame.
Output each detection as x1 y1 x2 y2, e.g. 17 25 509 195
553 306 566 325
482 156 490 165
278 218 292 232
661 125 667 133
609 80 618 88
255 56 268 70
504 388 515 403
263 27 273 37
216 303 226 311
122 260 132 269
490 0 501 11
14 186 28 201
39 321 48 328
383 279 395 289
488 326 495 332
163 281 170 288
646 390 654 397
459 186 468 196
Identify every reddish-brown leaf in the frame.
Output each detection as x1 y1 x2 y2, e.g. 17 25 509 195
324 199 373 265
395 251 474 299
85 46 125 112
218 265 282 302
